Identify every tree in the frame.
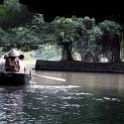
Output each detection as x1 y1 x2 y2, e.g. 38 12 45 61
49 16 90 61
0 0 35 30
0 0 40 53
30 15 102 62
28 15 82 61
98 20 122 62
78 16 100 62
0 27 41 52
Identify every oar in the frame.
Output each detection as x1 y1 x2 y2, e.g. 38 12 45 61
31 73 66 82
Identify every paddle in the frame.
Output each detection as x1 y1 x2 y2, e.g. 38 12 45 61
31 73 66 82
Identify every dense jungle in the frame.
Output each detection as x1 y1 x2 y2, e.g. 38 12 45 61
0 0 124 72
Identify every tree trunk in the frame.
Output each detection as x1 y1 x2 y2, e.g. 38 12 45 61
113 34 121 62
61 42 73 61
80 36 89 62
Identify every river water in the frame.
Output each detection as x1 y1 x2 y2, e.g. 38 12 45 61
1 63 124 123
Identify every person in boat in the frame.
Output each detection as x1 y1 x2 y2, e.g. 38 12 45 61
5 49 20 72
3 49 27 73
19 54 27 73
0 54 9 71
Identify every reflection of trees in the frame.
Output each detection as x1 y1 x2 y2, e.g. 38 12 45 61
109 75 119 93
67 73 120 97
61 72 72 85
118 75 124 97
92 74 119 97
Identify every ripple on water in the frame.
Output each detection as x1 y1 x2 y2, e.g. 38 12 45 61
0 82 124 123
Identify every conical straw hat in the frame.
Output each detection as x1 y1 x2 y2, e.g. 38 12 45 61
7 49 20 57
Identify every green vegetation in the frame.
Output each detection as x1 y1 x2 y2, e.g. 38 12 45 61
0 0 124 63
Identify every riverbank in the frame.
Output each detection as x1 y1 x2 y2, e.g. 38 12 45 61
35 60 124 73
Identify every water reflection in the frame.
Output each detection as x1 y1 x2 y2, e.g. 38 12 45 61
0 63 124 123
0 86 24 123
31 68 124 98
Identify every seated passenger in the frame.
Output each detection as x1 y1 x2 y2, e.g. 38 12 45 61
5 49 20 72
0 54 9 71
19 54 27 73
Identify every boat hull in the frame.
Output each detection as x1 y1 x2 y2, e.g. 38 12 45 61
0 71 31 85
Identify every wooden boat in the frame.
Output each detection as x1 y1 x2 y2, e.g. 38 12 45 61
0 71 31 85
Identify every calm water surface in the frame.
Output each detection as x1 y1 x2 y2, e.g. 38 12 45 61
1 63 124 123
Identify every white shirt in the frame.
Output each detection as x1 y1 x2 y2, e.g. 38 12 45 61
19 60 26 73
0 60 5 71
